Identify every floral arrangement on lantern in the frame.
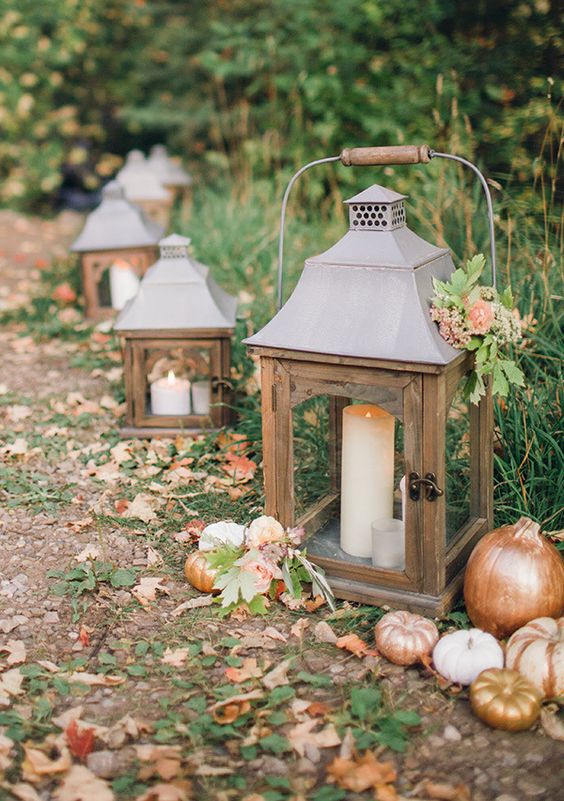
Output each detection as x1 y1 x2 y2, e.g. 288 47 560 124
190 515 335 616
430 254 524 403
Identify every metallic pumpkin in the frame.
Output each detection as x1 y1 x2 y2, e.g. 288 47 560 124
184 551 218 594
506 616 564 698
463 516 564 639
374 610 439 666
470 668 543 732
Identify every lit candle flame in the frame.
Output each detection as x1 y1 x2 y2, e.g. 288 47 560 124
114 258 131 269
167 370 176 385
365 411 372 418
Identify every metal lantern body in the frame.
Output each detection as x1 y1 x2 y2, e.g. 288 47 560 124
148 144 193 204
71 181 163 319
117 150 173 229
246 184 493 615
114 234 237 437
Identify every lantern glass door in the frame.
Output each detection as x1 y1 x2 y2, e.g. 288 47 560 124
445 388 471 543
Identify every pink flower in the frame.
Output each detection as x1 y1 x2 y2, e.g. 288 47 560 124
240 556 276 594
467 299 494 334
246 515 285 548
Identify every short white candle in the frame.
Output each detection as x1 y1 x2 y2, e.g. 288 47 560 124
371 518 405 570
109 259 140 310
340 404 395 558
150 370 191 415
192 380 211 415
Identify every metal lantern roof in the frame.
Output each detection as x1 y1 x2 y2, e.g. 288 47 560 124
245 184 459 365
148 145 192 188
114 234 237 332
117 150 171 202
70 181 164 253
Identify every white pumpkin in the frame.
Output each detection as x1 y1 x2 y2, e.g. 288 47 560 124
432 628 504 685
506 616 564 698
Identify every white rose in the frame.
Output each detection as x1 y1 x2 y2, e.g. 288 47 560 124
246 515 285 548
199 521 246 551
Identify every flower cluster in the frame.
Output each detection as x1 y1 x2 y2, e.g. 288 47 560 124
198 515 334 616
430 254 525 403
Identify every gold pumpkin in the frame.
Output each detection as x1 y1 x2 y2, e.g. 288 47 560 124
184 551 218 594
374 610 439 666
463 516 564 638
506 616 564 698
470 668 543 732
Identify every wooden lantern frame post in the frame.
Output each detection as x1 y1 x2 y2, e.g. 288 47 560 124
80 246 157 320
249 345 493 615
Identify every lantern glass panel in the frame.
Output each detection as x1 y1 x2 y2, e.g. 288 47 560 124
445 387 471 543
97 267 112 309
144 344 212 418
292 395 331 519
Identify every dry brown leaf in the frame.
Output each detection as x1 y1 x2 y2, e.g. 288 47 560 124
53 765 114 801
326 751 397 793
0 733 14 770
123 493 162 522
209 689 264 714
147 545 164 566
540 704 564 742
65 672 125 687
224 658 263 683
161 648 190 667
339 727 355 760
0 639 26 665
313 621 338 644
290 618 310 640
212 700 251 724
22 743 73 782
416 780 471 801
0 668 24 703
335 633 369 658
262 659 292 690
75 544 101 562
287 719 341 762
3 783 42 801
132 577 169 607
261 626 288 642
135 743 182 781
135 782 192 801
36 659 60 673
171 596 213 616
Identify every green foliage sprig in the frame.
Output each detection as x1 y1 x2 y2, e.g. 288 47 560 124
430 254 525 404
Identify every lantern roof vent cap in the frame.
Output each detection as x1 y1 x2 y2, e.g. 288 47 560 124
159 233 192 259
125 149 146 165
101 180 126 201
345 185 406 205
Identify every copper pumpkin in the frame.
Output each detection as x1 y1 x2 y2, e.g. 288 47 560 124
184 552 218 594
374 610 439 666
470 668 542 732
463 516 564 638
506 616 564 698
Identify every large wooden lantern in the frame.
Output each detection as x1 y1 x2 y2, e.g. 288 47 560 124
148 144 193 208
114 234 237 437
117 150 173 229
70 181 163 319
246 156 493 615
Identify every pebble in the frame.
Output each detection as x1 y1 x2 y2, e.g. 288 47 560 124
86 749 120 778
43 611 59 624
427 735 444 748
517 778 547 797
442 724 462 742
495 795 519 801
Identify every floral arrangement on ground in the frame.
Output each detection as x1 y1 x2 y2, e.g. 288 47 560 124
430 253 525 403
191 515 336 616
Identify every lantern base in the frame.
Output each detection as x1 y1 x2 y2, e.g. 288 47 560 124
119 425 219 439
321 570 465 617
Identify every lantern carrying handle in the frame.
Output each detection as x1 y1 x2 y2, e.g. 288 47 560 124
277 147 496 308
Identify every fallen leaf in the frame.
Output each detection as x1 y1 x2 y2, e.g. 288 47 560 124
224 658 263 683
75 545 101 562
261 626 288 642
65 719 96 762
415 780 471 801
147 545 164 566
0 668 24 704
123 493 162 523
287 719 341 762
161 648 190 667
65 672 125 687
54 765 114 801
0 733 14 770
212 700 252 724
336 633 370 658
326 751 397 793
3 783 42 801
5 405 32 423
22 743 73 782
221 452 256 482
36 659 60 673
306 701 331 717
135 783 191 801
290 618 310 640
114 498 130 514
314 621 338 644
540 704 564 741
78 626 91 647
262 659 292 690
171 596 213 616
132 577 169 607
208 689 263 717
0 639 26 665
135 745 182 781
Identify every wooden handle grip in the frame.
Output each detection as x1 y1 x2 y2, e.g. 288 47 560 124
340 145 431 166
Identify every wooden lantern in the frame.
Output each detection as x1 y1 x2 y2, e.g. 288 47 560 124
117 150 173 230
246 182 493 615
114 234 236 437
148 144 193 215
70 181 163 319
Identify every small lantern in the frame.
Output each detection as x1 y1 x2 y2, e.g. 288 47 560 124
114 234 237 437
148 144 193 207
71 181 163 319
246 160 493 615
117 150 173 229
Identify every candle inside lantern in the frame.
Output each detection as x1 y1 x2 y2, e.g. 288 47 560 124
371 519 405 570
192 380 211 415
109 259 140 310
340 404 395 557
150 370 191 416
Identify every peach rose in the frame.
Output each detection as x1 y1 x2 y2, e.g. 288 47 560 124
467 298 494 334
240 554 277 594
246 515 285 548
51 282 77 304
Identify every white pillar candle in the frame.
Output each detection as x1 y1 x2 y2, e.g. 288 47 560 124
340 404 395 557
192 380 211 415
371 518 405 570
110 259 140 310
150 370 191 415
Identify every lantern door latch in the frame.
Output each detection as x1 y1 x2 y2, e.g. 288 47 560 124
408 472 444 502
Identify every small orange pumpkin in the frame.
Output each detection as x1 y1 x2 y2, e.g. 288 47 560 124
506 616 564 698
184 552 218 594
470 668 542 732
374 610 439 666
